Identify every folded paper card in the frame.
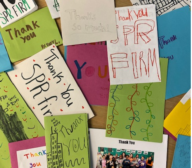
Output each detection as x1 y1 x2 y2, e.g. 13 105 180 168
0 0 37 28
157 6 191 99
107 5 161 85
171 135 191 168
89 129 168 168
45 114 90 168
0 33 12 72
66 42 110 106
106 58 168 142
0 72 44 168
164 89 191 141
8 45 94 126
0 7 62 63
45 0 60 18
9 137 46 168
60 0 117 45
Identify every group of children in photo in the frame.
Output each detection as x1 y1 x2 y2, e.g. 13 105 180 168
97 152 154 168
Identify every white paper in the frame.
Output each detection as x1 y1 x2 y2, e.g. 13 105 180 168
17 146 47 168
60 0 117 46
131 0 191 16
45 0 60 19
89 129 168 168
107 5 161 85
0 0 37 28
8 45 94 127
181 89 191 104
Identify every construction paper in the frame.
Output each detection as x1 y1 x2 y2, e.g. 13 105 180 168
0 0 37 28
106 58 168 143
8 45 94 127
107 5 161 85
0 7 62 63
45 0 60 19
0 72 44 168
171 135 191 168
0 32 12 72
66 42 110 106
131 0 191 16
9 137 46 168
60 0 117 45
45 113 90 168
164 89 191 141
157 6 191 99
89 129 168 168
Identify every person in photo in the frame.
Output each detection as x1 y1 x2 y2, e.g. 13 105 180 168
122 152 126 160
122 155 131 168
135 155 140 162
107 155 114 168
106 153 111 160
138 156 146 168
146 156 153 168
102 155 107 168
117 155 123 168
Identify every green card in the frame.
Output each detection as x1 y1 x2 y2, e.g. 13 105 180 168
0 72 44 168
45 114 90 168
0 7 62 63
106 58 168 143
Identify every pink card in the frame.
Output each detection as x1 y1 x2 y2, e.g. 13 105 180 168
66 42 110 106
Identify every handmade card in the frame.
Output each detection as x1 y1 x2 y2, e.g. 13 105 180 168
131 0 191 16
107 5 161 85
157 6 191 99
66 42 110 106
0 0 37 28
45 0 60 19
9 137 46 168
8 45 94 126
106 58 168 143
0 72 44 168
0 7 62 63
171 135 191 168
0 33 12 72
89 129 168 168
164 89 191 141
60 0 117 45
45 114 90 168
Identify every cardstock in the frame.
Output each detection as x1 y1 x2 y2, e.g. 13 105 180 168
45 114 90 168
131 0 191 16
0 72 44 168
157 6 191 99
8 137 46 168
8 45 94 127
0 7 62 63
0 32 12 72
60 0 117 45
66 42 110 106
106 58 168 142
171 135 191 168
89 129 168 168
107 5 161 85
164 89 191 141
45 0 60 19
0 0 37 28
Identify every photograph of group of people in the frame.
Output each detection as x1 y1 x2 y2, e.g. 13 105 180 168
96 147 154 168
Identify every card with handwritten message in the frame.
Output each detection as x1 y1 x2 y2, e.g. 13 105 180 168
60 0 117 45
0 7 62 63
66 42 110 106
157 6 191 99
45 114 89 168
171 135 191 168
45 0 60 18
106 58 167 143
107 5 161 85
8 45 94 126
0 0 37 28
164 89 191 140
0 72 44 168
0 33 12 72
9 137 46 168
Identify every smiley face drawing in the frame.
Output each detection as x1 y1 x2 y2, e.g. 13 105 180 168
3 86 8 93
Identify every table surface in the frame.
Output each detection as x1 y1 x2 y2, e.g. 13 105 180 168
14 0 185 167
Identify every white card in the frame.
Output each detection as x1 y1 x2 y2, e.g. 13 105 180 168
45 0 60 19
107 5 161 85
8 45 94 127
60 0 117 46
0 0 37 28
17 146 47 168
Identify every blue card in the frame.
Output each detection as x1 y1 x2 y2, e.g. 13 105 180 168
157 6 191 99
0 33 12 72
171 135 191 168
